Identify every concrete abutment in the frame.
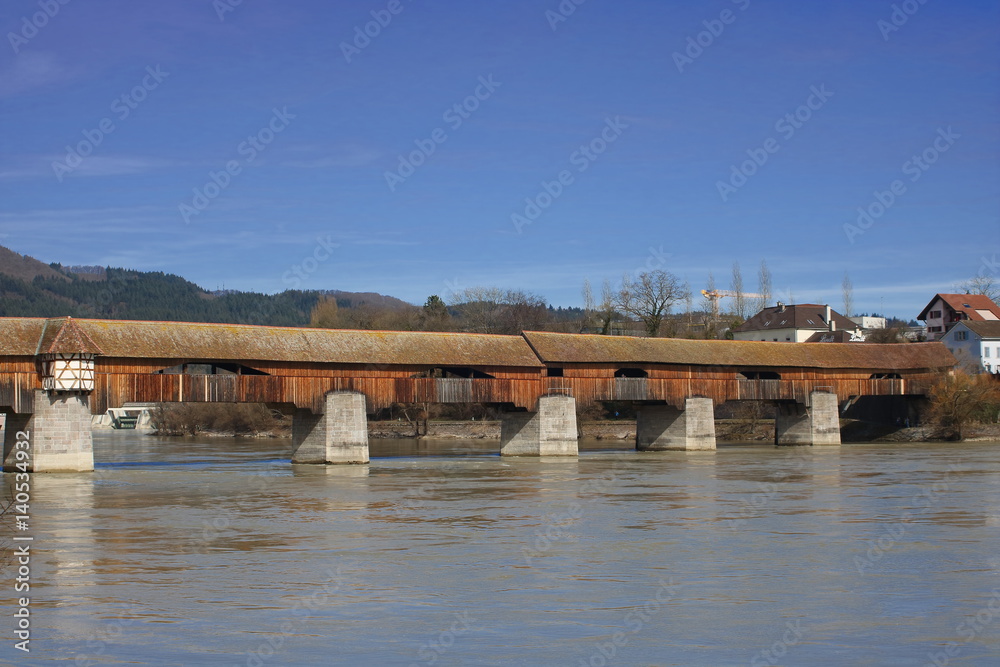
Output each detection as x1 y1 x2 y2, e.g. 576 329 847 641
774 391 841 446
500 394 578 456
2 390 94 472
636 397 717 451
291 392 370 464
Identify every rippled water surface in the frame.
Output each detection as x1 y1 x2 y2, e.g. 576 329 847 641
3 433 1000 665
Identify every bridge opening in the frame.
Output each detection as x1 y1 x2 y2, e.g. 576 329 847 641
154 362 269 376
739 371 781 380
870 373 902 380
410 367 495 379
614 368 648 378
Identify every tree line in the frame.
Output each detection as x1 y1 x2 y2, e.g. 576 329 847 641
2 259 995 340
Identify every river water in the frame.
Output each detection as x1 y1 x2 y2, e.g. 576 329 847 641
3 432 1000 665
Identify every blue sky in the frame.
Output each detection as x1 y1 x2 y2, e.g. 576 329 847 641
1 0 997 319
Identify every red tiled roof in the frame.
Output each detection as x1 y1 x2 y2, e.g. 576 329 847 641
917 294 1000 321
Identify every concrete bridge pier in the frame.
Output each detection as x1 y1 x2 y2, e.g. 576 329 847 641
291 392 369 464
2 390 94 472
774 391 841 446
636 397 716 451
500 394 578 456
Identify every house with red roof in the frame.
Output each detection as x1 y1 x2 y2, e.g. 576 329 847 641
917 293 1000 340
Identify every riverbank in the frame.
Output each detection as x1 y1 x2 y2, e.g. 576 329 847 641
150 418 1000 443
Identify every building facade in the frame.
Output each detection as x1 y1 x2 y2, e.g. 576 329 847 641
917 293 1000 340
939 321 1000 373
731 304 862 342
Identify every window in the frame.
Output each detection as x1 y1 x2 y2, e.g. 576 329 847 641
547 367 564 377
986 347 992 358
955 331 968 341
929 310 941 319
614 368 648 378
154 362 268 375
929 326 942 333
411 367 496 379
740 371 781 380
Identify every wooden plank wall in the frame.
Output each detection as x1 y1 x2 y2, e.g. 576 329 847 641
2 354 944 415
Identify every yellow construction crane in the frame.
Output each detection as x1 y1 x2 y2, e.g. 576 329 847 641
701 289 766 322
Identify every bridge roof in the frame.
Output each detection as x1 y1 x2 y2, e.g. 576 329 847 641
0 318 543 368
522 331 955 370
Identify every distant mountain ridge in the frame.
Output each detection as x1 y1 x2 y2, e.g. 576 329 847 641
0 244 412 325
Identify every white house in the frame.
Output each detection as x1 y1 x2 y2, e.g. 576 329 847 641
731 303 863 342
850 315 887 330
940 321 1000 373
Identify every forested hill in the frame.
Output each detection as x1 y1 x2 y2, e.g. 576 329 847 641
0 245 409 326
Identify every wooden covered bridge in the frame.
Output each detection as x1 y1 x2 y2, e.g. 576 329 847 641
0 317 955 471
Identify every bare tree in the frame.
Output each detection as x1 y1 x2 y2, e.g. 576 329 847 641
928 371 1000 440
682 279 694 332
501 290 549 333
615 270 683 337
450 287 548 334
756 260 772 312
582 279 595 332
957 273 999 303
703 272 717 317
842 272 854 318
597 279 617 335
730 262 748 319
449 286 506 334
309 295 339 329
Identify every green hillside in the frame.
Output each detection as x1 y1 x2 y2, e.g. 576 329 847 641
0 245 407 326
